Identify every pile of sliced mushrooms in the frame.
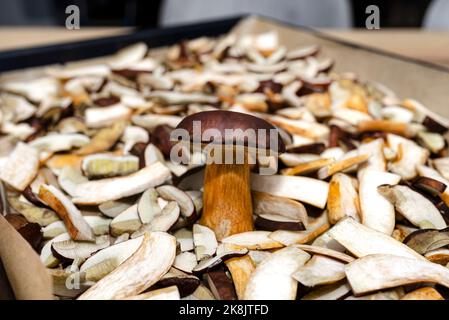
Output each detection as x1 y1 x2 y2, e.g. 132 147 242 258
2 30 449 300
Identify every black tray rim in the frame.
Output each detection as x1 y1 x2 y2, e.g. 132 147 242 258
0 14 448 74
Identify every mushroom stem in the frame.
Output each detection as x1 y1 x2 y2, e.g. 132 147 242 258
202 162 253 240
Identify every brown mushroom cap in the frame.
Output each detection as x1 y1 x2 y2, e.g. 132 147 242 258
175 110 285 153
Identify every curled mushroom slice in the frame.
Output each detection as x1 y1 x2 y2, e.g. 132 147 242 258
192 248 248 274
252 191 308 226
378 185 446 229
40 232 71 267
255 214 305 232
359 170 401 235
244 246 310 300
293 244 355 263
152 268 201 298
403 229 449 255
85 104 131 128
110 205 142 237
413 176 447 197
0 142 39 191
156 185 196 222
251 174 329 209
279 153 321 167
317 154 368 180
281 158 333 176
400 287 444 300
80 236 144 272
345 254 449 296
293 255 346 287
327 173 360 224
39 184 94 241
78 232 176 300
84 216 111 236
131 201 179 237
52 235 110 261
29 134 90 153
137 188 161 224
387 133 429 180
76 121 126 155
125 286 180 300
108 42 148 69
81 154 139 179
57 166 88 197
222 231 283 250
193 224 218 261
72 162 170 205
269 212 330 246
121 125 149 153
328 217 425 260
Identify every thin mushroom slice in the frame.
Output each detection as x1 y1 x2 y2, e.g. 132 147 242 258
81 154 139 179
131 201 180 237
42 221 67 239
85 104 131 128
29 134 90 153
293 255 346 287
281 158 333 176
301 281 351 300
255 214 305 231
359 170 401 235
125 286 180 300
76 121 126 155
132 114 182 130
182 284 215 300
192 248 248 274
328 217 425 260
345 254 449 296
205 269 238 300
174 252 198 273
293 244 354 263
251 174 329 209
400 287 444 300
403 229 449 255
193 224 218 261
8 197 59 226
39 184 94 241
433 158 449 181
98 198 134 218
174 228 194 252
252 191 308 227
425 248 449 265
244 246 310 300
417 131 445 153
78 232 176 300
108 42 148 69
57 166 88 197
269 212 330 246
327 173 360 224
80 236 144 272
72 162 171 205
52 235 110 261
0 142 39 191
110 204 142 236
137 188 161 224
156 185 196 222
152 268 201 298
378 185 446 229
222 231 284 250
317 154 369 180
40 232 71 267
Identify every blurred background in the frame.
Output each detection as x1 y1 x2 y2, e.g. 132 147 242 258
0 0 448 29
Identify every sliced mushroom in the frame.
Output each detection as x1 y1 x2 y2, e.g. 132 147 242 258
174 251 198 273
52 235 110 261
132 114 182 130
417 131 445 153
293 244 355 263
192 248 248 274
76 121 126 155
222 231 283 250
85 104 131 128
0 142 39 191
433 158 449 181
301 281 351 300
193 224 218 260
359 170 401 235
110 204 142 236
255 214 305 231
78 231 176 300
345 254 449 295
57 166 88 197
225 255 255 300
205 269 237 300
317 154 368 180
281 158 333 176
251 174 329 209
8 196 59 226
328 217 425 260
156 185 196 222
152 268 201 298
400 287 444 300
131 201 180 237
39 184 94 241
29 134 90 153
40 232 71 267
403 229 449 255
81 154 139 179
293 255 346 287
98 198 134 218
137 188 161 224
378 184 446 229
108 42 148 69
244 246 310 300
125 286 180 300
174 228 194 252
182 284 215 300
72 162 170 205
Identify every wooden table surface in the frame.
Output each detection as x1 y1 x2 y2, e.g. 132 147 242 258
0 27 448 68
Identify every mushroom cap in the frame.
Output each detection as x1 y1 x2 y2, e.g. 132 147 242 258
175 110 285 153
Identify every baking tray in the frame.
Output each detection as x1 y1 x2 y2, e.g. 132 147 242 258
0 14 448 114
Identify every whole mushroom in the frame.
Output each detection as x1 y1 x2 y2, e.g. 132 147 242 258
175 110 285 240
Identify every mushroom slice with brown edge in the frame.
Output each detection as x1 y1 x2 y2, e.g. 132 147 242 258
110 204 142 236
80 236 144 272
281 158 333 176
345 254 449 296
403 229 449 255
413 176 447 197
131 201 180 237
225 255 255 300
72 162 170 205
317 154 369 180
204 268 238 300
251 174 329 209
328 217 425 260
78 231 176 300
378 184 446 229
174 228 194 252
0 142 39 191
150 267 200 297
39 184 94 241
175 110 285 240
193 224 218 261
252 191 308 227
244 246 310 300
81 154 139 179
182 284 215 300
425 248 449 265
293 255 346 287
76 121 126 155
293 244 355 263
40 232 71 267
192 248 248 274
255 214 305 231
327 173 360 224
156 185 196 223
269 212 330 246
359 170 401 235
125 286 180 300
52 235 110 261
222 231 284 250
400 287 444 300
137 188 161 224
